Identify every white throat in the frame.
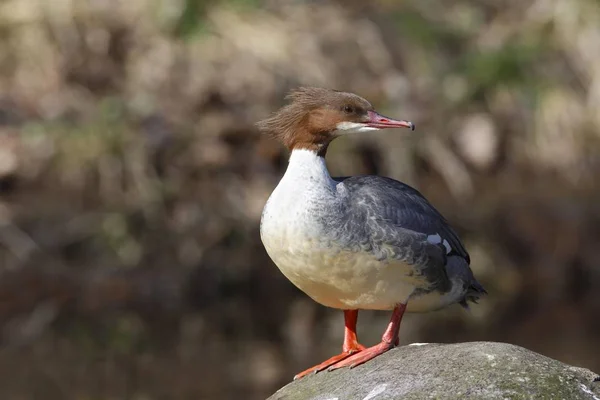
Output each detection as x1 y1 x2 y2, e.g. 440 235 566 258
284 148 335 187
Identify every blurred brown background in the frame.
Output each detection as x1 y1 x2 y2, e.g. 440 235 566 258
0 0 599 399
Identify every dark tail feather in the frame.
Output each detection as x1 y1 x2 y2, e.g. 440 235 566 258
459 279 487 310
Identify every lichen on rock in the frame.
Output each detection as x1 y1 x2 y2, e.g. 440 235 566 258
269 342 600 400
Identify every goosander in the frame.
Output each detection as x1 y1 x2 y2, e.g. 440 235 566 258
258 87 486 380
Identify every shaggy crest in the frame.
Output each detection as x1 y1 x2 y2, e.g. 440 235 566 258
256 87 374 155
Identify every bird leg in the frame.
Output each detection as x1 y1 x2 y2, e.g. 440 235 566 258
293 309 366 380
327 303 406 371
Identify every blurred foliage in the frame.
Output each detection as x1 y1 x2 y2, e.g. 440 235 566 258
0 0 599 399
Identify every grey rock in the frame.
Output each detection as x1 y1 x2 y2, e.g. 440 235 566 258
268 342 599 400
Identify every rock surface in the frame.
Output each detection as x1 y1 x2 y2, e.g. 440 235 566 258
268 342 600 400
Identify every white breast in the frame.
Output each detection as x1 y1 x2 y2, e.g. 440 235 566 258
260 150 335 287
260 149 417 310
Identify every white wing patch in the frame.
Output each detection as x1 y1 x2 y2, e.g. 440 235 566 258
426 233 452 254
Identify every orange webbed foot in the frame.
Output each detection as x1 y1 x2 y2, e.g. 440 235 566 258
327 341 394 371
293 343 366 380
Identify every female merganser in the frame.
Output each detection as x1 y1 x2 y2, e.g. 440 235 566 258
258 87 486 380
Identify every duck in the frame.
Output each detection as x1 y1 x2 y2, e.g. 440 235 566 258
257 87 486 380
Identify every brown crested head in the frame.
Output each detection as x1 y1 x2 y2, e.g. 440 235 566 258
257 87 414 156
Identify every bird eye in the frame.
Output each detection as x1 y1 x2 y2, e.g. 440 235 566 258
343 105 354 114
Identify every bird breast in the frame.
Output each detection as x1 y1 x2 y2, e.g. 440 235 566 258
260 181 418 310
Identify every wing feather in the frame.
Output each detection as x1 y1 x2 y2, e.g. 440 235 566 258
336 175 470 262
333 175 472 293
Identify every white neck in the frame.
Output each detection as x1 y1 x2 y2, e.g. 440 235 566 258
284 149 334 186
261 149 337 243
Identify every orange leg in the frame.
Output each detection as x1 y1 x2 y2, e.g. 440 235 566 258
328 303 406 371
293 309 366 380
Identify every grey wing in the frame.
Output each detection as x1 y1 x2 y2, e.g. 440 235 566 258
335 175 472 294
